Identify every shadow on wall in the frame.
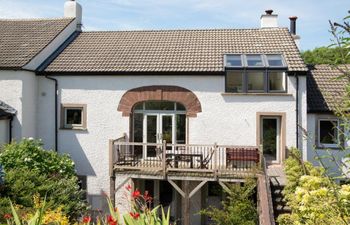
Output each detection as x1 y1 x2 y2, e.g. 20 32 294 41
58 131 96 176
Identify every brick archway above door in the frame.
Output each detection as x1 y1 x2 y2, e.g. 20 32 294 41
118 85 202 117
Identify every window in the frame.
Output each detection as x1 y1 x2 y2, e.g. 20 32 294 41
246 55 264 67
226 71 243 92
318 119 340 148
225 55 242 67
224 54 287 93
269 71 285 91
266 54 284 67
247 71 264 92
61 104 87 130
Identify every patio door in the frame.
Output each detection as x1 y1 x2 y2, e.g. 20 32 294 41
261 117 281 164
144 113 175 159
133 101 187 160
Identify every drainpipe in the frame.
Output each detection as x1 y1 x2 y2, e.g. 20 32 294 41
295 73 299 149
45 76 58 152
8 116 13 144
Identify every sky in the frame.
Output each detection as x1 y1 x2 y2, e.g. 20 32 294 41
0 0 348 51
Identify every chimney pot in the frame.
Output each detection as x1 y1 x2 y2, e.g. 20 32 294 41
289 16 298 35
265 9 273 15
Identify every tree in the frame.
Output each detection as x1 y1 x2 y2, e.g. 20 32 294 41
301 47 350 65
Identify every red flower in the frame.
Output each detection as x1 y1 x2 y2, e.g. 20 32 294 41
107 215 118 225
4 214 12 219
132 189 141 198
82 216 91 223
125 184 132 191
130 212 140 219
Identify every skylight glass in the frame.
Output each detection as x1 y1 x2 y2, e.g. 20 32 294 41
246 55 264 67
226 55 242 67
266 54 284 67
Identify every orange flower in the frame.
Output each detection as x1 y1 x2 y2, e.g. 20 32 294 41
130 212 140 219
82 216 91 223
4 214 12 219
132 189 141 198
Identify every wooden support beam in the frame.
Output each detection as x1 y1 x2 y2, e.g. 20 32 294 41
189 180 208 199
168 179 185 198
115 177 131 192
183 180 190 225
110 176 116 207
218 181 231 194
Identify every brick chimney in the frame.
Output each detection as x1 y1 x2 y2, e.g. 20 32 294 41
260 9 278 28
64 0 82 31
289 16 300 49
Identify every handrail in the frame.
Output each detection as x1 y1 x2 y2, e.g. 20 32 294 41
261 156 276 225
112 141 261 175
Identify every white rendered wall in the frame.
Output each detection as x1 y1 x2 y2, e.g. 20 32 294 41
37 74 305 213
0 70 37 139
0 120 9 146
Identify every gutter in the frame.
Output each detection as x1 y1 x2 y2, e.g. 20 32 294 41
45 76 58 152
9 116 13 144
295 73 299 149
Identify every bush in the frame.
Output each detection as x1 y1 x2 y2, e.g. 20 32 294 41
278 148 350 225
0 139 75 178
200 178 258 225
0 139 88 222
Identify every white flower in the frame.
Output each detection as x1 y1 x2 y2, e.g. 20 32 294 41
24 157 31 162
28 137 34 140
59 169 63 173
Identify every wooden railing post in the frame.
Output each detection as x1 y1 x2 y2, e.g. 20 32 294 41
109 139 116 207
213 142 218 175
259 144 263 170
162 140 167 177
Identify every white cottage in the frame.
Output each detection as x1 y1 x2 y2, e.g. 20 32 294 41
0 1 316 224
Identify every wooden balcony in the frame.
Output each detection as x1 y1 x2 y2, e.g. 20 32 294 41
109 137 263 181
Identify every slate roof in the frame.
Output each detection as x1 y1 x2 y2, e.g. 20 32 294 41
0 18 74 69
44 27 307 73
307 64 349 112
0 100 16 119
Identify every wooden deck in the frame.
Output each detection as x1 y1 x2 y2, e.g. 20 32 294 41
109 138 262 180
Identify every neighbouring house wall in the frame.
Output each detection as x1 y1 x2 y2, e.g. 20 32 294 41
36 74 306 212
307 113 349 176
0 119 9 146
0 70 37 140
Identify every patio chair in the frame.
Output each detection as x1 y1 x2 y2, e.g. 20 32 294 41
198 148 215 169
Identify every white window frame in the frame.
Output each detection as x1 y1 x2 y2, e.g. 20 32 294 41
318 118 340 148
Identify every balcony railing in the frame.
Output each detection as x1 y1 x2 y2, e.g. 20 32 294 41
109 138 262 177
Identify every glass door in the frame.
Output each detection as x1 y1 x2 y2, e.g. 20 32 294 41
160 114 175 150
261 117 280 164
144 114 159 159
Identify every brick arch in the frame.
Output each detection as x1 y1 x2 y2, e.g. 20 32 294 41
118 85 202 117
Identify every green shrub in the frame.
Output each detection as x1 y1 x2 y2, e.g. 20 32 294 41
0 139 75 178
200 178 258 225
0 139 88 222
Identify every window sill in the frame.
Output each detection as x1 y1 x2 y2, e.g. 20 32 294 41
316 145 342 150
60 127 88 131
221 92 292 96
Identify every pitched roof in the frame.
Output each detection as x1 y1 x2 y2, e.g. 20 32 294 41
307 64 349 112
44 27 307 74
0 100 16 119
0 18 74 69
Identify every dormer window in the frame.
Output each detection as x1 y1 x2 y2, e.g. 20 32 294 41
224 54 287 93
